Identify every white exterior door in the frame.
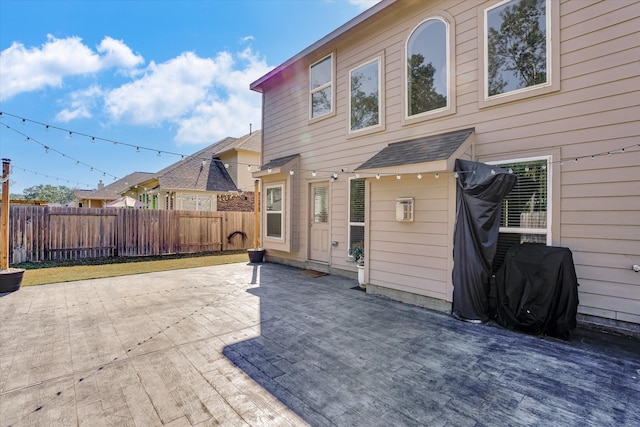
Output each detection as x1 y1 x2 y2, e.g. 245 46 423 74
309 183 330 262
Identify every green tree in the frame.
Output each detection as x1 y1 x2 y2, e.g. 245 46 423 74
23 184 75 204
487 0 547 96
407 54 447 115
350 72 379 130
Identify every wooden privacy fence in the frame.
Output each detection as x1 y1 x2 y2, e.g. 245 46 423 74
3 205 254 264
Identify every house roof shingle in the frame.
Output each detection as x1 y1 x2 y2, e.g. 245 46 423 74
84 172 155 200
356 128 475 171
154 130 261 192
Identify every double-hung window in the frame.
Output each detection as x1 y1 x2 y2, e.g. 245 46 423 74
265 184 284 239
484 0 553 100
349 58 381 132
349 178 365 254
310 55 333 119
407 18 449 117
489 157 551 269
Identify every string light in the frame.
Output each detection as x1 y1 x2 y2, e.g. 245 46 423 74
2 111 638 188
1 122 119 180
289 169 294 175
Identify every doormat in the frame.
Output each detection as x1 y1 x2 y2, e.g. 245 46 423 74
299 270 328 278
351 286 366 292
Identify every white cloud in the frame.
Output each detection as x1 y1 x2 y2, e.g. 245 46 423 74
0 35 143 101
96 37 144 70
55 85 104 122
105 47 272 144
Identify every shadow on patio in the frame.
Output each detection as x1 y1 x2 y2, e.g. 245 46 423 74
224 263 640 426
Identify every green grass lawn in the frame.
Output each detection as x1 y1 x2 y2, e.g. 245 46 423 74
18 251 250 286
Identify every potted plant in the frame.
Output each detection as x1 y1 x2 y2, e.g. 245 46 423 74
349 245 365 287
248 179 265 263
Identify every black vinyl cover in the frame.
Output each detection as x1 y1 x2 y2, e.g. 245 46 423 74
494 243 579 340
452 159 518 322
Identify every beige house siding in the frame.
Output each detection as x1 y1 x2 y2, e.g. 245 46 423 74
255 0 640 328
368 174 456 302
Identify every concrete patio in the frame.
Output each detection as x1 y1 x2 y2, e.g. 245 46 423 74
1 262 639 426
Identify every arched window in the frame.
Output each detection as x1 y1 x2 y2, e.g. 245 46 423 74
406 18 448 117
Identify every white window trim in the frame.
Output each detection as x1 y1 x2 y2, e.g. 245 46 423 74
264 183 285 242
309 53 334 121
348 56 384 136
479 0 559 108
404 16 452 121
486 155 552 245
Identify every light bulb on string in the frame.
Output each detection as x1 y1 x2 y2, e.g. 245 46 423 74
454 172 459 179
224 163 230 169
376 174 380 180
268 167 272 174
289 169 294 176
435 172 440 179
332 172 338 179
355 173 360 179
396 174 401 180
417 173 422 179
312 171 317 177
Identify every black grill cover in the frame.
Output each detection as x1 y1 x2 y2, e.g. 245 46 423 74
452 159 518 322
494 243 579 340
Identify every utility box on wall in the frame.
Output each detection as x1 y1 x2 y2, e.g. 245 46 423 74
396 198 414 222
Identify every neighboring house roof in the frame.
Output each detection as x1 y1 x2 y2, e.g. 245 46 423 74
83 172 155 200
250 0 395 92
153 131 261 192
73 188 95 199
225 130 261 154
356 128 475 171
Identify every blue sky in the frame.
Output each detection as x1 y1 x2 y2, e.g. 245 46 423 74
0 0 379 194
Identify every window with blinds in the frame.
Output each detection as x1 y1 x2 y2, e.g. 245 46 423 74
490 157 550 271
349 178 365 251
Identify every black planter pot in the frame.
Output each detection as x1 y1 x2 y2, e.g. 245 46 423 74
248 249 265 263
0 268 25 293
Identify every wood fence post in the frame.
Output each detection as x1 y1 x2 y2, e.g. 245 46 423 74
1 159 10 270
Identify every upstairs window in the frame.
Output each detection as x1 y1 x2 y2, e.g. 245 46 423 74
485 0 549 98
310 55 333 119
407 18 448 117
349 58 381 132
